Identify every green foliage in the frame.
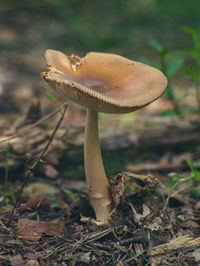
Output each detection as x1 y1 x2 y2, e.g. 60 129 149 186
164 176 180 189
149 39 168 57
182 27 200 111
45 90 60 109
50 203 60 208
186 159 200 182
191 188 200 199
47 196 56 201
148 39 184 78
65 189 79 200
186 159 200 198
167 58 184 77
146 39 184 115
47 197 61 208
15 236 24 246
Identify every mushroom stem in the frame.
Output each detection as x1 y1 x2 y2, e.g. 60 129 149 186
84 108 113 223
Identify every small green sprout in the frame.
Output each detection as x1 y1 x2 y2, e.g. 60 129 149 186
65 189 79 200
16 236 24 245
165 176 180 190
50 203 60 209
47 196 56 201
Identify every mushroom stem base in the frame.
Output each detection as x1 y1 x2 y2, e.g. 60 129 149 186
84 108 113 223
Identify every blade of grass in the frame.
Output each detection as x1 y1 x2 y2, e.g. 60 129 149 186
45 90 60 109
186 159 200 182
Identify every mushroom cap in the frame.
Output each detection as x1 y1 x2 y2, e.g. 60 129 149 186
41 50 167 114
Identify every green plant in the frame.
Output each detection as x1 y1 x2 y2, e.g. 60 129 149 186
164 175 180 189
186 159 200 199
186 159 200 182
142 39 184 115
45 90 61 110
182 27 200 111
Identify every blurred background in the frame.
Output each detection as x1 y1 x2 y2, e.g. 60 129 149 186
0 1 200 86
1 0 200 115
1 0 200 180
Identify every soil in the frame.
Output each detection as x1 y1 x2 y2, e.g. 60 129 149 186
0 171 200 265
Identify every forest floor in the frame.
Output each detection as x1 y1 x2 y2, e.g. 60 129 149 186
0 47 200 265
0 79 200 265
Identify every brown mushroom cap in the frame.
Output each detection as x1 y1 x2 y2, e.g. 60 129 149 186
41 50 167 113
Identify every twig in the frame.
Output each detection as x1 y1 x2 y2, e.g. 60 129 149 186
161 185 185 215
8 105 68 224
84 228 114 244
0 103 68 144
123 249 146 264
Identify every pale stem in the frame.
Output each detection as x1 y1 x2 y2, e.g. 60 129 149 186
84 108 113 223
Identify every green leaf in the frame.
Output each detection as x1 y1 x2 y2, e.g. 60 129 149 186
39 159 47 164
191 188 200 199
65 189 79 200
182 26 197 36
45 90 60 108
160 48 169 57
16 237 24 245
149 39 168 57
50 203 60 208
186 159 200 182
182 26 200 50
182 49 198 59
47 196 56 201
149 39 163 52
167 58 184 76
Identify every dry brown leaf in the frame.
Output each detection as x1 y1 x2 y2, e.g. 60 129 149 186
17 195 49 212
17 195 70 215
8 254 24 266
17 218 64 241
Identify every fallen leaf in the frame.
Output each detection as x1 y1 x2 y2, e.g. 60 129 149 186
8 254 24 266
26 259 40 266
17 195 70 216
17 195 49 212
17 218 64 241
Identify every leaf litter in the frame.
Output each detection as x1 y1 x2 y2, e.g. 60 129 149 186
0 171 200 265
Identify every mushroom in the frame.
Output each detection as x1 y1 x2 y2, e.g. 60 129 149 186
41 50 167 223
